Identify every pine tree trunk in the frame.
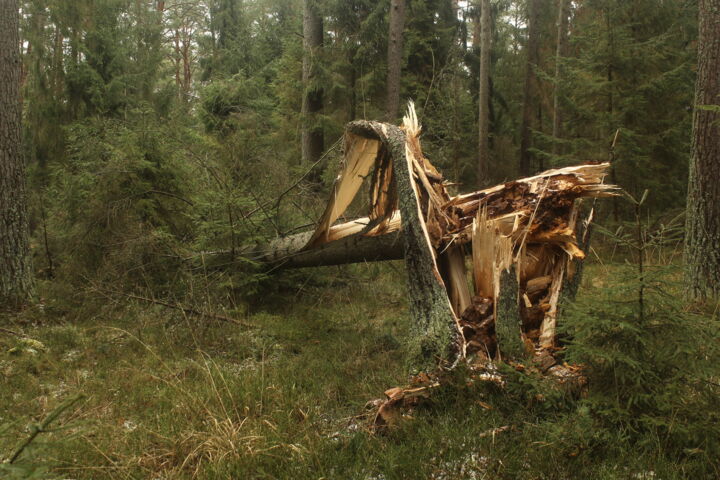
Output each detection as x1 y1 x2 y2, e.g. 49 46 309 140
0 0 34 310
385 0 406 122
685 0 720 300
477 0 491 186
519 0 541 176
301 0 324 164
552 0 569 156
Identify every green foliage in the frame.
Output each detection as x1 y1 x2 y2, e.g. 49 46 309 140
43 111 193 288
557 197 720 467
546 0 696 213
563 265 720 452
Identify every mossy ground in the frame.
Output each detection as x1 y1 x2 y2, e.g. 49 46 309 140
0 260 716 479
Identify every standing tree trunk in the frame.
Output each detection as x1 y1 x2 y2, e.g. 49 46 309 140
301 0 324 164
1 0 34 309
477 0 491 186
519 0 541 176
685 0 720 300
552 0 569 156
385 0 406 122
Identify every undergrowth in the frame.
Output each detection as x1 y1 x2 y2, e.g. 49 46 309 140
1 253 719 478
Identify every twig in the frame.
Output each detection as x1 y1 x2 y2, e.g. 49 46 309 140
6 394 85 464
273 136 343 211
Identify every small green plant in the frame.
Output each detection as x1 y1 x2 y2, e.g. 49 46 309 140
560 192 720 469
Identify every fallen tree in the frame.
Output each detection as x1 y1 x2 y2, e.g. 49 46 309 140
252 104 616 426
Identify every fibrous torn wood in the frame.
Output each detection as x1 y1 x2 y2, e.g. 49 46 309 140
255 103 616 428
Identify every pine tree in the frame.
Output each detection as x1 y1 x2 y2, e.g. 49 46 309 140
477 0 491 185
385 0 406 121
685 0 720 300
519 0 541 176
552 0 569 155
1 0 34 309
301 0 324 165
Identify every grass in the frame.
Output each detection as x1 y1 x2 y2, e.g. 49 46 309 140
0 260 717 479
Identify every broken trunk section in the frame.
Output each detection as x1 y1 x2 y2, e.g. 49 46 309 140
257 104 616 428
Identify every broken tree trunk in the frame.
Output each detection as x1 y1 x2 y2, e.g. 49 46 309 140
253 104 616 374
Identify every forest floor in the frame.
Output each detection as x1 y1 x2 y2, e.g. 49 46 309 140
0 257 714 479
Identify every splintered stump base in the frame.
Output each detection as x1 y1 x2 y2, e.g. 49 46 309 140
369 361 586 431
255 104 614 429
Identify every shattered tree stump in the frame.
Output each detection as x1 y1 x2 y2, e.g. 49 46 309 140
252 104 616 428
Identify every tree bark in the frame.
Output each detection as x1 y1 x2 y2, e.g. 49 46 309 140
301 0 324 164
519 0 541 176
0 0 34 310
259 229 404 269
385 0 406 122
685 0 720 300
552 0 569 156
477 0 491 186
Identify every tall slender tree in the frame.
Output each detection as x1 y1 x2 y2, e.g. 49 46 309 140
301 0 324 164
1 0 34 309
519 0 541 176
552 0 569 156
477 0 491 185
385 0 406 122
685 0 720 300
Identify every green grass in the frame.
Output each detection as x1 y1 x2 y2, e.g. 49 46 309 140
0 261 717 479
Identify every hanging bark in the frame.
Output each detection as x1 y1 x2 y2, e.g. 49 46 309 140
685 0 720 300
0 0 35 309
519 0 541 176
301 0 324 165
477 0 492 185
552 0 569 155
385 0 406 122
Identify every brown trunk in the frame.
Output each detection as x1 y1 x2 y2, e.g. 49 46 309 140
260 229 404 269
385 0 406 122
519 0 541 176
477 0 491 186
552 0 569 155
685 0 720 300
301 0 324 164
0 0 34 309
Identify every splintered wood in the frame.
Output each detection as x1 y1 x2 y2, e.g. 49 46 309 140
293 105 615 358
263 104 615 428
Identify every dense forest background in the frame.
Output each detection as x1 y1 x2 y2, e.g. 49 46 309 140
1 0 719 478
17 0 697 294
